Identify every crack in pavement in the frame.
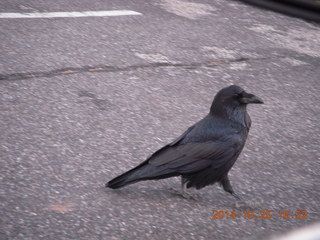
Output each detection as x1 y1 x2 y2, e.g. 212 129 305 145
0 57 269 81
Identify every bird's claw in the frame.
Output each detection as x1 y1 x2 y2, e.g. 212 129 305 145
182 193 198 200
231 192 241 200
169 188 198 200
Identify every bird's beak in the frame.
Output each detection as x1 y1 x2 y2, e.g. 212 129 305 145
239 92 264 104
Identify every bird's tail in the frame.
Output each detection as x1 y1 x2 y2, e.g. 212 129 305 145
106 161 178 189
106 160 153 189
106 169 141 189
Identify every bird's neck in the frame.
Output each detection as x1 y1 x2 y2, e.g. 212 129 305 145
211 105 250 128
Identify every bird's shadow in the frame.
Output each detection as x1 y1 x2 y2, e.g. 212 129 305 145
102 184 241 208
103 185 207 203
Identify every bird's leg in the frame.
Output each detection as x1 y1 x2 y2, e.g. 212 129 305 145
221 176 241 200
221 176 264 208
180 177 198 200
180 177 188 196
169 177 198 200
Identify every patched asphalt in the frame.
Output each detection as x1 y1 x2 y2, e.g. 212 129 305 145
1 1 319 239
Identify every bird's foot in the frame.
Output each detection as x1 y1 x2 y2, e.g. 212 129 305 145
231 192 241 200
169 188 198 200
235 199 264 208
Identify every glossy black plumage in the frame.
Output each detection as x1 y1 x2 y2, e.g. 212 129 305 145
106 85 263 198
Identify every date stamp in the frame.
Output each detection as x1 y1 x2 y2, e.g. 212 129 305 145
212 210 309 220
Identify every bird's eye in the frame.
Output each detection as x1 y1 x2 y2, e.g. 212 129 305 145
236 91 245 98
233 92 243 99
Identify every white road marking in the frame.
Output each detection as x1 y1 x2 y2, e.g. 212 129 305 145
0 10 142 19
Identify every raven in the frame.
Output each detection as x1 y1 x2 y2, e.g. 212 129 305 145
106 85 263 199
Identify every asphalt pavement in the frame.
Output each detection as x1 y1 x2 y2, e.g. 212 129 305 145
1 0 319 239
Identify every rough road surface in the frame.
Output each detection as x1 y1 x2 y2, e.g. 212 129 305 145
1 0 319 239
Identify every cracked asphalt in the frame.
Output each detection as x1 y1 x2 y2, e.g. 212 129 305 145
1 0 319 240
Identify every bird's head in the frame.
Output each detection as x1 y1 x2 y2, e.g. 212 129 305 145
210 85 263 116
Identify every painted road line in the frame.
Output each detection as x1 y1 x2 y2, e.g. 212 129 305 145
0 10 142 19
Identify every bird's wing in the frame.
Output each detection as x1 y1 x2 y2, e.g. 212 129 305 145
169 125 195 146
143 125 195 160
148 134 243 173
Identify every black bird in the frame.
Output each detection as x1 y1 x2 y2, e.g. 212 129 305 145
106 85 263 199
